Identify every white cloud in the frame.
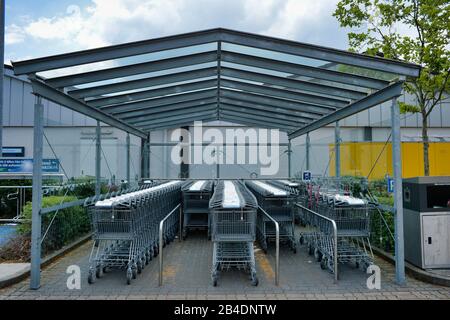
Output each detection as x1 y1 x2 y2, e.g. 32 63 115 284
6 0 348 58
5 24 26 45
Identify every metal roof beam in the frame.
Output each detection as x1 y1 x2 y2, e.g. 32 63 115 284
101 89 217 114
140 116 218 131
220 103 306 126
288 81 404 139
109 98 217 121
220 113 295 131
220 89 325 118
221 67 366 101
13 30 220 75
220 78 345 108
13 28 420 78
219 29 421 77
220 116 291 130
47 51 218 88
221 51 389 90
219 98 315 122
29 79 147 139
220 109 300 129
68 67 217 99
123 103 217 123
130 110 218 127
87 79 217 108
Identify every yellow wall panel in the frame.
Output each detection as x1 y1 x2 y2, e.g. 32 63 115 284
329 142 450 180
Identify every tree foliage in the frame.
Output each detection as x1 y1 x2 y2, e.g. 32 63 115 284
334 0 450 175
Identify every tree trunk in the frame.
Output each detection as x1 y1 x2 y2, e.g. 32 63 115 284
422 111 430 176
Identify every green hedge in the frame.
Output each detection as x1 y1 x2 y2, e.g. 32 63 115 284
19 196 91 254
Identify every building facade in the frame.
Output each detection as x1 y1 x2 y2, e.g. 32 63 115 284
2 64 449 182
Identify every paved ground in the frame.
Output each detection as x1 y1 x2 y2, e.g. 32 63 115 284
0 231 449 300
0 263 30 283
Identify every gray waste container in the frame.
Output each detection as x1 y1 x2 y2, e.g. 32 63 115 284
403 176 450 269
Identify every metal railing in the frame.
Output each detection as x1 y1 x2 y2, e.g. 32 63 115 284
295 203 338 283
159 203 182 286
258 206 280 286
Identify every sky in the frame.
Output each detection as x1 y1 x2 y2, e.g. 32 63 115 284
4 0 351 65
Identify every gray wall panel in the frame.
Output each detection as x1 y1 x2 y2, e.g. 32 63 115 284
3 77 11 126
9 78 24 126
22 83 34 126
442 100 450 127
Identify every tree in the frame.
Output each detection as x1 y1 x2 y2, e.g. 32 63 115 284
334 0 450 176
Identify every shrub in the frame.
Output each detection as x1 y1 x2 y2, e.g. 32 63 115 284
0 234 31 263
19 196 91 255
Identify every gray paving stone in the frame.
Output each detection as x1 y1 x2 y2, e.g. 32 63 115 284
1 231 449 300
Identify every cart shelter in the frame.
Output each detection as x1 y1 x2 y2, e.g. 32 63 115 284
10 28 421 289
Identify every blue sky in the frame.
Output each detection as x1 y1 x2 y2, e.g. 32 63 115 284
5 0 350 65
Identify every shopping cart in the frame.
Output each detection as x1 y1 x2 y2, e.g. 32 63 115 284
88 180 182 284
298 180 374 275
246 180 296 253
266 180 301 223
181 180 214 239
209 180 258 286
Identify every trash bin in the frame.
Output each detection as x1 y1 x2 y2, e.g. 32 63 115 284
403 176 450 269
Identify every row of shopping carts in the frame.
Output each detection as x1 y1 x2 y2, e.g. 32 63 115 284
209 180 259 286
87 180 182 284
181 180 214 239
296 179 374 275
246 180 297 253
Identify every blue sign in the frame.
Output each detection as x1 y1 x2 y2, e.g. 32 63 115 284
0 159 60 173
387 177 394 193
302 171 312 181
2 146 25 157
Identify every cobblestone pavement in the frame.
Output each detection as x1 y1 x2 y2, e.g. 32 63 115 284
1 232 449 300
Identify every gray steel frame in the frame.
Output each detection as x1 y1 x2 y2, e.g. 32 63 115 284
11 28 420 289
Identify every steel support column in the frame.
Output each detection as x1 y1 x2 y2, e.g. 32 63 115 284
0 0 4 154
335 121 341 178
95 121 101 196
288 140 292 178
391 97 406 285
143 134 150 178
216 41 222 179
30 95 44 290
306 133 310 171
126 133 131 186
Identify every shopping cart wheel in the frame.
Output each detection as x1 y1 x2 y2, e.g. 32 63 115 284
314 248 322 262
212 272 218 287
320 257 327 270
88 269 95 284
154 245 159 257
96 265 103 278
362 262 371 272
291 240 297 253
148 249 153 261
327 258 334 273
251 273 258 286
299 235 304 245
308 244 314 255
137 261 142 274
126 269 132 285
